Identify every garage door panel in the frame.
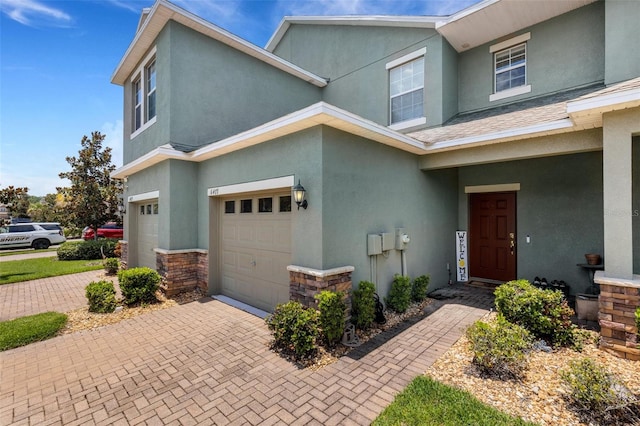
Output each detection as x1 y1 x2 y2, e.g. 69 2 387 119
137 202 159 270
219 191 291 312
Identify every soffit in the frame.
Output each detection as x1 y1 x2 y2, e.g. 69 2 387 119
437 0 597 52
111 0 326 87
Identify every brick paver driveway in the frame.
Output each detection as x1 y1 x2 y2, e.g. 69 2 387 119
0 286 493 425
0 271 108 321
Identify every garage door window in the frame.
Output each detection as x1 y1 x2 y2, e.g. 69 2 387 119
225 200 235 214
241 199 252 213
279 196 291 212
258 197 273 213
140 205 145 215
153 203 159 214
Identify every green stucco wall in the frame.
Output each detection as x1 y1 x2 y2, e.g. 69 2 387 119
458 1 605 113
457 152 605 294
320 127 458 297
273 24 455 129
605 0 640 85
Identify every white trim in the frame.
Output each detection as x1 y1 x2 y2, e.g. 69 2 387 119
208 176 295 197
489 32 531 53
465 183 520 194
266 17 438 52
129 46 157 139
385 47 427 70
567 87 640 114
112 0 326 87
489 84 531 102
113 102 428 179
154 248 208 255
127 190 159 203
130 116 156 139
286 265 355 278
422 118 574 152
389 116 427 131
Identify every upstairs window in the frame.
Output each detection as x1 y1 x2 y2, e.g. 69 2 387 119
130 47 157 137
389 57 424 124
494 43 526 93
489 33 531 102
146 60 156 121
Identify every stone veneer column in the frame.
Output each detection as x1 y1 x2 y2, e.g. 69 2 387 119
119 241 128 268
596 272 639 361
287 265 354 312
155 249 209 296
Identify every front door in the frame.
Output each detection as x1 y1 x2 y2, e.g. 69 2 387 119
469 192 516 282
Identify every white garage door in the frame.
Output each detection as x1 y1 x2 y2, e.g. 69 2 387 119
219 192 292 312
137 201 159 269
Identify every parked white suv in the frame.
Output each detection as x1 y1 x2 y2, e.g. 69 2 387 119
0 223 66 250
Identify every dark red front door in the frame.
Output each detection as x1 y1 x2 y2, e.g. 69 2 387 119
469 192 516 282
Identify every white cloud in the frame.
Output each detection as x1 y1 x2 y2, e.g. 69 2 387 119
105 0 141 13
101 120 124 169
0 0 72 27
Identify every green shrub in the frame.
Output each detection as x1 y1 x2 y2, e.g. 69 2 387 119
466 315 532 380
266 301 319 359
411 274 430 302
386 274 412 313
315 291 346 346
85 280 117 313
494 279 577 348
103 258 119 275
561 358 628 418
57 239 117 261
351 281 376 329
117 267 160 305
0 312 68 351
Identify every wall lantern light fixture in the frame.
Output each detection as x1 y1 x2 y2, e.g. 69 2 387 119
292 180 308 210
117 199 127 215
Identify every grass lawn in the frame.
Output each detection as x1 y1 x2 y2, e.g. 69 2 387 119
0 248 57 257
0 257 103 285
373 376 537 426
0 312 68 351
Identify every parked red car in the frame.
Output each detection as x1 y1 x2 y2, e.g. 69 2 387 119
82 222 123 240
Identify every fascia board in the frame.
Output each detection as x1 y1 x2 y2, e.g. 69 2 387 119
567 88 640 115
422 119 575 152
112 0 326 87
435 0 499 29
266 15 439 52
112 145 189 179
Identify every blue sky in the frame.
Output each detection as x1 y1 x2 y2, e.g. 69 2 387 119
1 0 478 196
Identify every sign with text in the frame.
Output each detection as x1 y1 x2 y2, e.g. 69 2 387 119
456 231 468 282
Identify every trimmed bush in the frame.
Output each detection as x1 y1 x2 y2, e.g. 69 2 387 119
117 267 160 305
103 258 119 275
57 239 117 261
494 279 577 348
85 280 117 313
466 315 532 380
412 274 430 302
560 357 640 424
352 281 376 330
386 274 412 313
315 290 346 346
266 301 319 359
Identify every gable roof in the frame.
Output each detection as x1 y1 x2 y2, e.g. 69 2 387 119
111 0 327 87
265 16 439 52
265 0 597 54
112 102 427 179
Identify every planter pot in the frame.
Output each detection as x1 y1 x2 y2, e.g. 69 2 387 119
575 293 599 321
585 253 601 265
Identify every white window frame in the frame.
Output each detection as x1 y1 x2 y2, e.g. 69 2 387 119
489 33 531 102
387 47 427 130
130 46 157 139
146 60 156 122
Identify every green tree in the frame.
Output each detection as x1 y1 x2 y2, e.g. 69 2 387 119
0 186 30 219
28 193 70 225
58 132 122 238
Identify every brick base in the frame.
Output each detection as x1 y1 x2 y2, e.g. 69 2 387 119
598 282 640 361
156 249 208 297
287 265 354 314
119 240 128 269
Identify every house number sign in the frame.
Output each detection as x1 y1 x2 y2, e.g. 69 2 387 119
456 231 468 282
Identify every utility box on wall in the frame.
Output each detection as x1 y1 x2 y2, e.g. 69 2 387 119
367 234 382 256
381 233 394 252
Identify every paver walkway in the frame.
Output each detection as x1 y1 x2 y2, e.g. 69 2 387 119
0 271 109 321
0 284 493 425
